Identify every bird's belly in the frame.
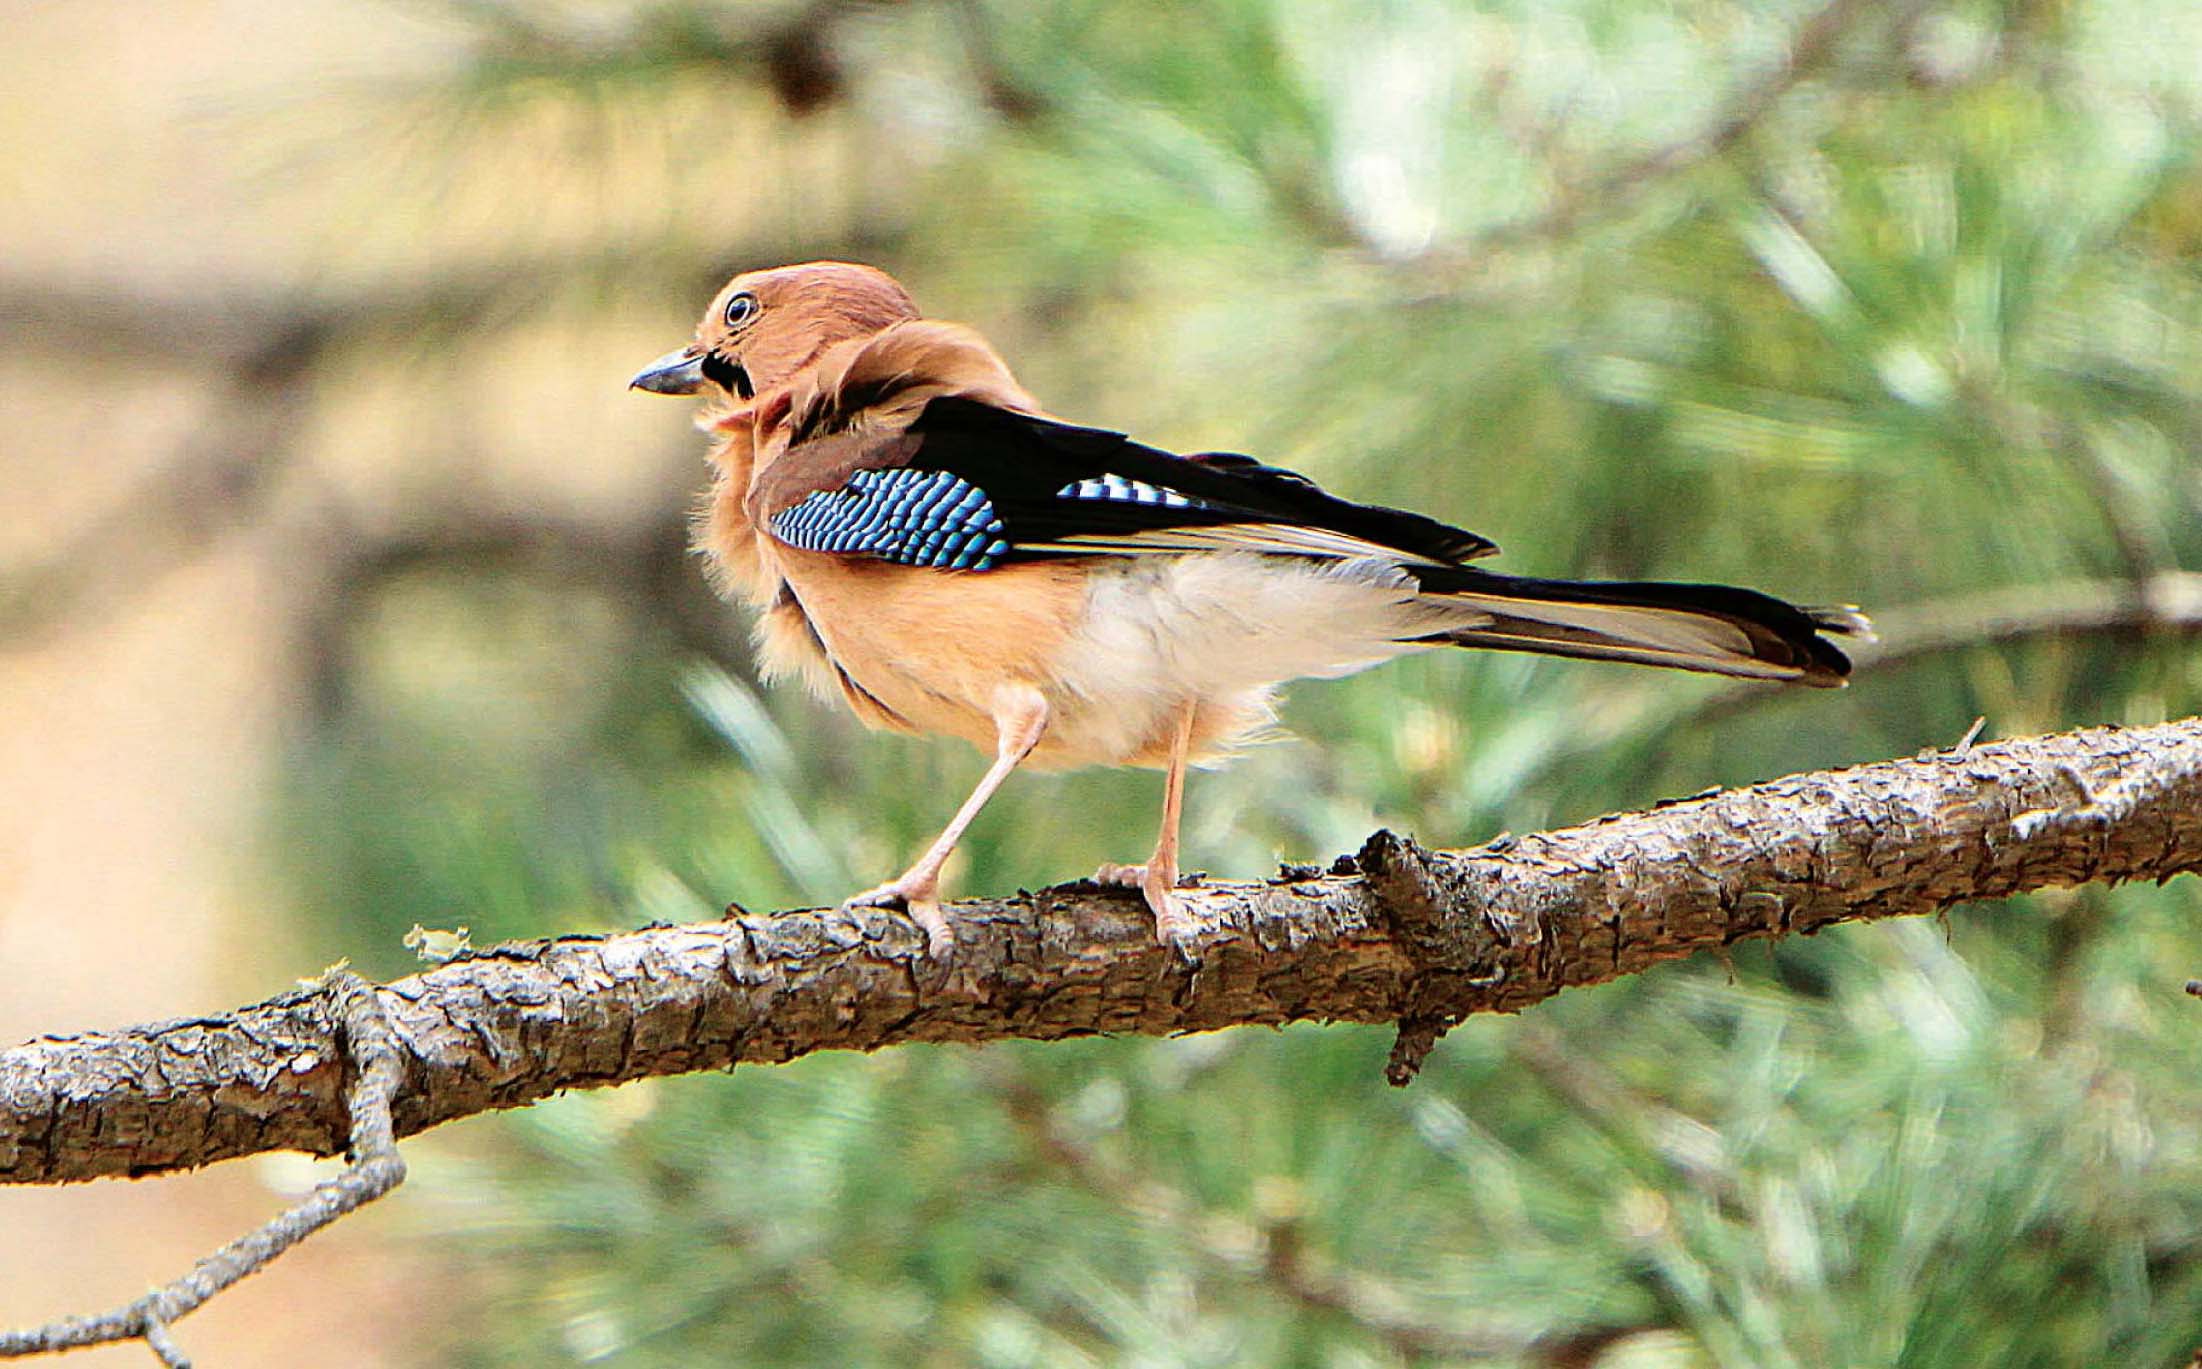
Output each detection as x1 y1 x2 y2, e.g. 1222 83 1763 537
769 547 1442 770
770 546 1090 750
1039 553 1439 769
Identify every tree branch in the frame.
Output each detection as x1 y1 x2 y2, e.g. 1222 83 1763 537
2 720 2196 1363
4 718 2196 1192
0 971 406 1364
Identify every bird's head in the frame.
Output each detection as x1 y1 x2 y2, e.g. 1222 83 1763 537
629 261 920 402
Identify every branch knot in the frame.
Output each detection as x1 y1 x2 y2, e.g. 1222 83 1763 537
1359 829 1512 1086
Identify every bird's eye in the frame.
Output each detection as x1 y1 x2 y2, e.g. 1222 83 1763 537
723 292 760 330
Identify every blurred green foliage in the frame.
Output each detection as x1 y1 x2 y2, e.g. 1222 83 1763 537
270 0 2202 1362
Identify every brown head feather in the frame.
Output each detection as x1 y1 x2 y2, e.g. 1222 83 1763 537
690 261 920 400
784 320 1038 445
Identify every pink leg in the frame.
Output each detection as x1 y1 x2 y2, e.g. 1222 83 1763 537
1094 703 1216 947
844 686 1049 956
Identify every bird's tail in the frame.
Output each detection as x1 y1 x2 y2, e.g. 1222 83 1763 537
1407 566 1870 687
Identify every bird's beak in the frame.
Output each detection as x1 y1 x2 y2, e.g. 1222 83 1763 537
629 346 707 395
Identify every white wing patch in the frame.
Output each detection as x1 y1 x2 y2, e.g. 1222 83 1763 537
1056 474 1200 507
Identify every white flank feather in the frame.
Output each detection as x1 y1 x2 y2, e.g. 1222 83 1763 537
1040 553 1475 767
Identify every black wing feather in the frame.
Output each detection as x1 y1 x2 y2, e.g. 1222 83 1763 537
905 397 1498 566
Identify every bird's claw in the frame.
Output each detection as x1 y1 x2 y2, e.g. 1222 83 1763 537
1095 862 1221 955
841 879 955 958
1148 886 1224 954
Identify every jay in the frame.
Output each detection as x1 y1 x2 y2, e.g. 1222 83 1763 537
633 262 1865 954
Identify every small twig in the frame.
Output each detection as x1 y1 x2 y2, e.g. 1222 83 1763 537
138 1318 187 1369
991 1067 1509 1361
445 0 885 117
0 970 408 1364
1511 1022 1740 1207
0 241 856 649
1415 0 1918 281
0 321 321 647
2035 886 2115 1051
2048 415 2171 598
947 0 1049 123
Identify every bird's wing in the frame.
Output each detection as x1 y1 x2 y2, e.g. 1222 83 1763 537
758 395 1498 572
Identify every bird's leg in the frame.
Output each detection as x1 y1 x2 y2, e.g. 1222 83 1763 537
1094 702 1217 947
844 686 1048 956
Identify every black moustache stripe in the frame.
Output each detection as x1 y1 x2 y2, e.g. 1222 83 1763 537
701 353 755 399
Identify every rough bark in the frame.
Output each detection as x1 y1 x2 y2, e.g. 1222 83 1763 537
4 719 2198 1187
0 972 406 1363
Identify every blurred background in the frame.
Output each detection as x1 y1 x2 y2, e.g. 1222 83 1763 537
3 0 2200 1363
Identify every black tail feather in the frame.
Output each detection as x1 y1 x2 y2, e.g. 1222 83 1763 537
1409 566 1867 687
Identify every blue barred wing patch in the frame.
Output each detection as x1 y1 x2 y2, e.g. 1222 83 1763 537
770 468 1010 570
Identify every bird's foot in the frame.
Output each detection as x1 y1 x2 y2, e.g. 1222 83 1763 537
1147 882 1227 951
1097 862 1220 952
841 876 954 958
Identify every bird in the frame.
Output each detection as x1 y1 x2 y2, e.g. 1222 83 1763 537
632 261 1867 956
